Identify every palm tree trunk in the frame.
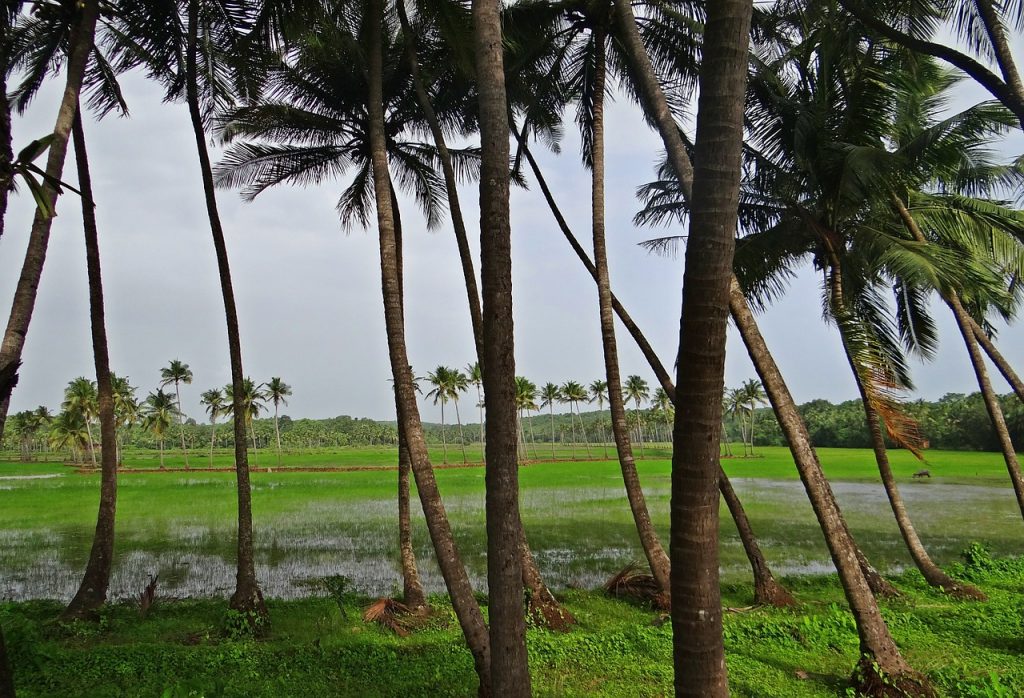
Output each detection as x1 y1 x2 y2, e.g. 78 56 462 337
274 404 282 467
367 0 490 688
478 387 485 462
439 402 448 464
975 0 1024 100
0 1 99 442
589 28 671 597
967 316 1024 403
159 439 164 469
62 105 121 621
397 415 427 611
175 383 189 469
454 399 468 464
663 0 755 688
568 404 576 459
473 0 531 686
210 422 216 467
185 0 265 622
0 55 11 244
892 195 1024 520
577 404 592 458
719 471 794 606
548 405 556 459
84 417 98 468
729 278 928 692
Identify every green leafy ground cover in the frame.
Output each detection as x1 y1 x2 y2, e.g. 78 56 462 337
2 551 1022 697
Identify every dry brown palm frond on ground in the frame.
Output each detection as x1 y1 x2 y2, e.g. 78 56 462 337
363 597 415 636
603 562 670 610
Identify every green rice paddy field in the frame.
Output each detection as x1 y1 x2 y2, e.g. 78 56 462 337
1 445 1022 696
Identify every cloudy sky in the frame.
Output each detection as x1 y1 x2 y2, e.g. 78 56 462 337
2 45 1023 424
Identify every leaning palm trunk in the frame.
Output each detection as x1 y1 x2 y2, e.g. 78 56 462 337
439 402 448 464
274 405 282 467
517 110 791 610
62 108 121 621
589 30 670 597
175 383 189 469
967 317 1024 403
830 264 984 600
0 1 99 443
367 1 490 688
397 414 427 611
184 0 264 622
892 196 1024 520
454 399 468 464
730 279 931 693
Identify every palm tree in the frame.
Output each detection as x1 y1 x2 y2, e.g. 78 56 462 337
264 377 292 467
112 0 270 623
49 410 88 464
467 362 484 460
142 389 178 469
426 366 456 464
225 378 267 459
588 379 609 459
0 0 100 441
558 381 585 459
514 376 539 461
200 388 225 467
739 379 767 456
62 377 98 468
539 382 560 459
111 375 138 466
160 359 193 469
623 375 649 457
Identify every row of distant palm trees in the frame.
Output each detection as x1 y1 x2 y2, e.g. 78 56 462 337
421 363 673 463
14 360 293 469
722 380 767 458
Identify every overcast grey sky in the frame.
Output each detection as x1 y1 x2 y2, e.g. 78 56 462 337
2 49 1023 424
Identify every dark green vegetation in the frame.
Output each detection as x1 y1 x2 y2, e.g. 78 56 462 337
2 551 1022 697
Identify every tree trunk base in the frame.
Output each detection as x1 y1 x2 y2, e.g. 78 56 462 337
852 655 936 697
228 586 269 636
59 594 103 623
922 572 986 601
753 577 797 608
526 592 576 632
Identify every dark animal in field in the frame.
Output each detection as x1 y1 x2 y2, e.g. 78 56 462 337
912 469 931 479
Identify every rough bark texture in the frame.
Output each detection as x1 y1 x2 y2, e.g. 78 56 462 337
0 58 10 243
518 127 790 611
589 27 671 598
366 0 491 690
968 317 1024 403
665 0 753 691
0 0 99 442
473 0 530 690
184 0 266 623
730 279 933 696
974 0 1024 101
62 107 122 621
397 419 427 611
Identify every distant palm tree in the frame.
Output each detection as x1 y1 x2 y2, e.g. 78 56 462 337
589 379 609 458
50 410 88 464
467 362 484 460
740 379 767 455
200 388 226 467
160 359 193 469
142 389 179 469
110 374 138 465
724 387 747 456
426 366 468 464
652 387 672 444
62 377 98 467
560 380 591 459
265 377 292 467
623 375 649 457
540 382 561 459
225 378 266 462
515 376 539 461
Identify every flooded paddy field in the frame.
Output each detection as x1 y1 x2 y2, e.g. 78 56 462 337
0 448 1020 602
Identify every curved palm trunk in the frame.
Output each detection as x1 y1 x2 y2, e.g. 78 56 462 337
590 30 670 596
397 415 427 611
175 382 189 469
975 0 1024 101
0 1 99 443
892 196 1024 520
830 263 983 599
62 107 121 621
730 279 930 693
367 1 490 689
517 105 791 612
967 317 1024 403
185 0 265 622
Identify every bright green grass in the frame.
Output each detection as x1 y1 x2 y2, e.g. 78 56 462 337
3 555 1023 697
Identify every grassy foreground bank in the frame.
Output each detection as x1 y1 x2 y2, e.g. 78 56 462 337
3 551 1023 697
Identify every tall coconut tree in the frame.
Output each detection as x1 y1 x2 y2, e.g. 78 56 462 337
142 389 178 469
50 409 88 464
0 0 99 440
739 379 766 456
111 0 270 622
467 361 484 459
200 388 225 467
588 379 609 458
160 359 193 469
264 377 291 467
426 366 457 464
623 374 649 457
619 0 932 685
560 380 591 458
110 375 138 466
539 382 560 459
225 377 266 457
